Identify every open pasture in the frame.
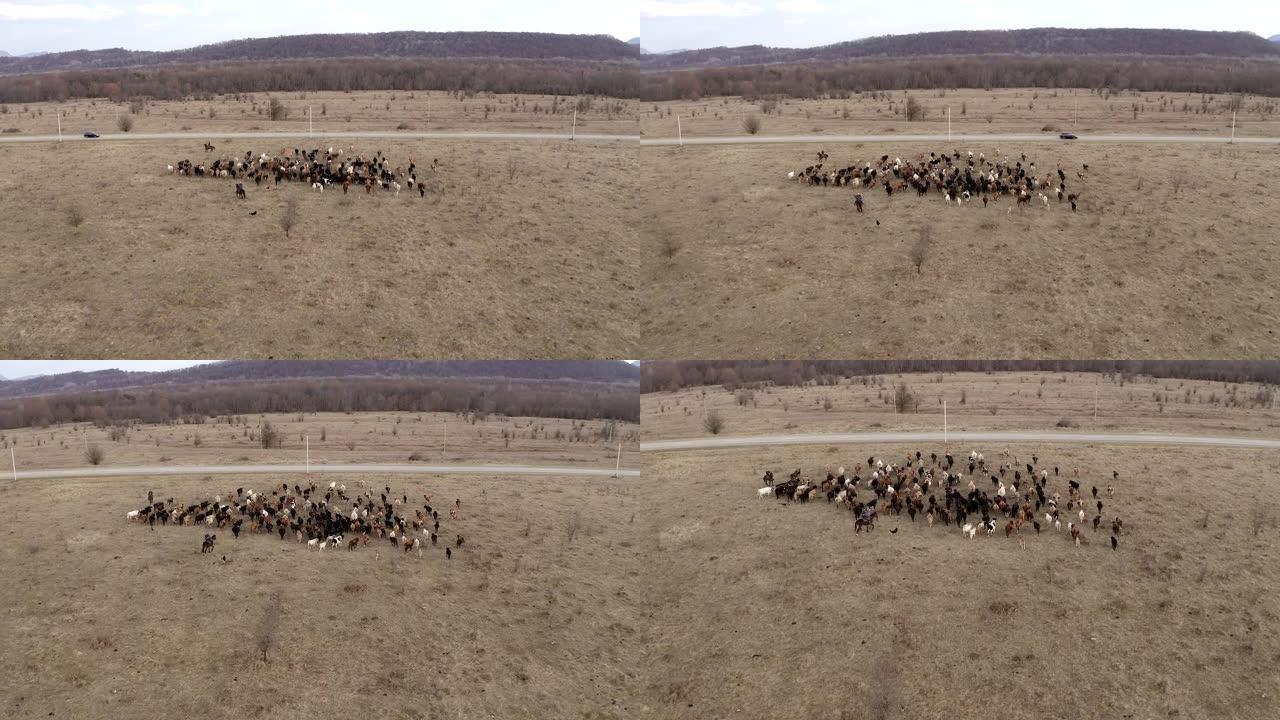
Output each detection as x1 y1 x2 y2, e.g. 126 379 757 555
0 136 639 358
0 90 639 137
641 140 1280 358
638 443 1280 719
640 88 1280 139
641 371 1280 441
0 411 639 472
0 469 644 719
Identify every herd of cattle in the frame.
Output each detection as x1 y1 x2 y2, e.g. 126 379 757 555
757 448 1122 550
168 144 438 199
129 479 467 560
789 149 1085 212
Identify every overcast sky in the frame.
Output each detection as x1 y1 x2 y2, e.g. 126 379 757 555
0 360 216 379
0 1 638 55
640 0 1280 52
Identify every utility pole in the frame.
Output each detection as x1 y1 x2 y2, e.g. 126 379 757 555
614 441 622 478
1230 111 1236 144
677 114 683 147
309 106 313 136
943 400 948 445
571 108 577 140
305 434 310 474
443 419 447 461
57 112 62 142
10 447 16 482
947 106 951 142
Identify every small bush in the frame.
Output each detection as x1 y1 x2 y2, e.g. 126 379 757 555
268 97 287 121
703 410 725 435
905 95 924 121
1056 418 1078 428
742 114 762 135
117 114 134 132
909 226 932 274
65 204 85 228
85 444 105 465
259 421 283 449
1 127 20 134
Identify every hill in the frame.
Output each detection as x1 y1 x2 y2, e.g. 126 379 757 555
0 361 639 400
0 31 639 76
643 27 1280 70
1270 34 1280 42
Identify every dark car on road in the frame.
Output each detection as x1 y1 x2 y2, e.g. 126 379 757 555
1059 132 1077 140
83 131 99 138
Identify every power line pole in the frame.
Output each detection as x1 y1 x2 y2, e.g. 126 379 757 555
1230 111 1236 144
677 114 683 147
614 441 622 478
57 112 62 142
305 434 310 474
10 447 16 482
943 400 948 445
571 108 577 140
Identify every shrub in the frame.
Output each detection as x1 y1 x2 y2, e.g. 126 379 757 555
85 444 105 465
703 410 725 434
65 204 85 228
894 383 918 413
259 421 283 449
742 114 762 135
905 95 924 121
268 97 287 121
1056 418 1078 428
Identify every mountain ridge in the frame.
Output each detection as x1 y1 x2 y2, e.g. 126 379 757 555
642 27 1280 70
0 31 639 76
0 361 640 400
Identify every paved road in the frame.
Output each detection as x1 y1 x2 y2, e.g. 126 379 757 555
0 130 636 144
10 463 639 481
642 431 1280 452
641 133 1280 146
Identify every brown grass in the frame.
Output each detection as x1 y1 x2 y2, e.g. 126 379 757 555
640 371 1280 442
639 442 1280 719
640 141 1279 358
640 88 1280 139
1 411 639 472
0 136 639 358
2 90 638 137
0 469 644 718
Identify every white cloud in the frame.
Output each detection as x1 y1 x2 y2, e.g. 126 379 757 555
640 1 762 18
137 2 188 16
0 2 122 20
777 0 824 12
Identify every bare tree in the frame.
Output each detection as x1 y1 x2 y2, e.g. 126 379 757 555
85 444 105 465
117 113 134 132
268 97 287 121
905 95 924 121
703 410 725 434
742 114 762 135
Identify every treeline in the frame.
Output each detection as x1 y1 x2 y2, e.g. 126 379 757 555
639 55 1280 101
0 360 638 399
0 31 640 76
641 361 1280 392
642 28 1280 71
0 378 639 430
0 58 639 104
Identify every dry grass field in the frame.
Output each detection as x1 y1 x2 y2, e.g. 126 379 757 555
638 443 1280 719
0 136 639 358
0 90 638 137
0 469 644 719
641 140 1280 358
0 411 640 472
642 372 1280 441
640 88 1280 138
